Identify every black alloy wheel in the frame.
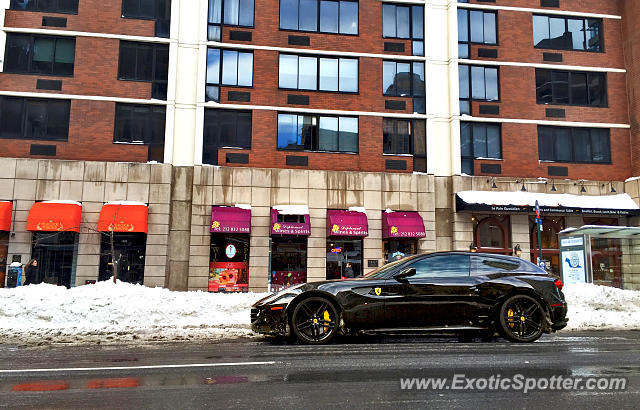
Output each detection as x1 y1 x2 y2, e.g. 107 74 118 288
291 297 339 344
498 294 546 343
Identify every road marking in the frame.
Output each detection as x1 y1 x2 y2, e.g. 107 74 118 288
0 361 277 374
12 381 69 391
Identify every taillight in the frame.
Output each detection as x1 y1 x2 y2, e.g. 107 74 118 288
554 279 563 292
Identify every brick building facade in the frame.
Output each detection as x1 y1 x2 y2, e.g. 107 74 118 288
0 0 639 290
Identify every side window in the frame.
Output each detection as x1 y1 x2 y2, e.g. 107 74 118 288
471 255 519 274
409 255 470 278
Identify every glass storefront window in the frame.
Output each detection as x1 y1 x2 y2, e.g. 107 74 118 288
271 236 307 291
584 218 622 288
31 231 77 288
98 232 147 284
209 234 250 292
473 215 511 254
530 217 565 276
326 238 362 280
383 239 417 264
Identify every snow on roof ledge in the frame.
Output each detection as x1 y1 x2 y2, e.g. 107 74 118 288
273 205 310 215
348 206 366 214
234 204 252 210
105 201 147 206
42 200 82 206
457 191 639 211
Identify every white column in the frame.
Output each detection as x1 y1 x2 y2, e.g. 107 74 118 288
0 0 8 72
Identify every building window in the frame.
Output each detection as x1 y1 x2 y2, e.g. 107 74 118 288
473 215 511 254
280 0 358 35
277 113 358 153
278 54 358 92
460 122 501 175
538 126 611 164
382 118 426 170
203 109 252 165
205 48 254 102
118 41 169 100
0 96 70 141
535 69 607 107
533 15 603 52
457 9 497 58
4 34 75 76
122 0 172 38
114 103 166 162
383 61 425 97
207 0 255 41
9 0 78 13
458 64 499 114
382 4 424 56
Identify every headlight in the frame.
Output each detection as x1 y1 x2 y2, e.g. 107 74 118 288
254 284 305 306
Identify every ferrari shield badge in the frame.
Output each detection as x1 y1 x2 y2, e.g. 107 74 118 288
374 287 382 296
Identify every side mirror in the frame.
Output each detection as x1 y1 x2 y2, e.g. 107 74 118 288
393 267 416 282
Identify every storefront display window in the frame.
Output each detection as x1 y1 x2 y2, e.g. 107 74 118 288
473 215 511 254
326 238 362 279
530 217 565 276
271 236 307 291
584 218 622 288
209 234 249 292
383 239 417 264
98 233 147 284
31 231 77 288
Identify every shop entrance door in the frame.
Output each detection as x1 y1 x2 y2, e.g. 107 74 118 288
31 231 77 288
270 236 307 291
99 233 147 284
326 238 363 280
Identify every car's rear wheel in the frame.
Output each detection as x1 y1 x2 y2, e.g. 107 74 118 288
498 294 545 343
291 297 339 345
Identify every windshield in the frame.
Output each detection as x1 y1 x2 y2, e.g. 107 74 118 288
364 255 419 279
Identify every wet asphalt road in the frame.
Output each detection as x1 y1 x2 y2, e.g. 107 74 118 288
0 331 638 409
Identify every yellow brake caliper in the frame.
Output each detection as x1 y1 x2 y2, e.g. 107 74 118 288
323 310 331 333
507 309 515 328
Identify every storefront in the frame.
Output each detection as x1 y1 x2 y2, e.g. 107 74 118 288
530 216 565 276
97 201 149 284
326 209 368 279
0 201 12 287
208 205 251 292
382 210 426 263
270 205 310 291
559 225 640 290
472 214 512 255
26 201 82 288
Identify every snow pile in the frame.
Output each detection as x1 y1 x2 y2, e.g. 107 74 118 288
0 281 268 345
563 283 640 331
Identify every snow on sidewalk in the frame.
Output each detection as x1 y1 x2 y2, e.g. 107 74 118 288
0 281 638 345
0 280 269 345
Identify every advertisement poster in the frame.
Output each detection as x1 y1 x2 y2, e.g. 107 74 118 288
561 250 586 284
208 262 249 292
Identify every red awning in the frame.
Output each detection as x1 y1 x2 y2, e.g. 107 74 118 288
98 202 149 233
27 201 82 232
326 210 368 237
0 201 12 231
382 211 426 239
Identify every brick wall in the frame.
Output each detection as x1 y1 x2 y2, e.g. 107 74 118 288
621 0 640 176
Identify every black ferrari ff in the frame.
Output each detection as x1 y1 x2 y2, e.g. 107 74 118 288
251 252 568 344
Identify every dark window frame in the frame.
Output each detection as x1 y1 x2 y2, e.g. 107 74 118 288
113 103 167 146
276 112 359 154
537 125 611 164
382 118 426 159
382 60 425 98
458 64 500 115
118 41 169 100
278 0 359 36
206 47 254 87
3 33 76 77
535 69 607 108
207 0 256 41
9 0 79 14
0 96 71 141
381 3 424 56
532 14 604 53
203 108 253 165
460 121 502 175
278 53 359 93
457 8 498 59
121 0 172 38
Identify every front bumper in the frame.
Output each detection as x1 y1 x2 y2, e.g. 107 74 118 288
250 306 288 336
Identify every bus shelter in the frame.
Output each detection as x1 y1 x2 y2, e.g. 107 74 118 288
558 225 640 290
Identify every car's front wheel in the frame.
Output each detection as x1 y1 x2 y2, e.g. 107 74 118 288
291 297 339 344
498 294 545 343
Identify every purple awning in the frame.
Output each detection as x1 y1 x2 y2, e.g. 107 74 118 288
326 210 368 237
382 211 426 239
211 206 251 234
270 208 311 236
